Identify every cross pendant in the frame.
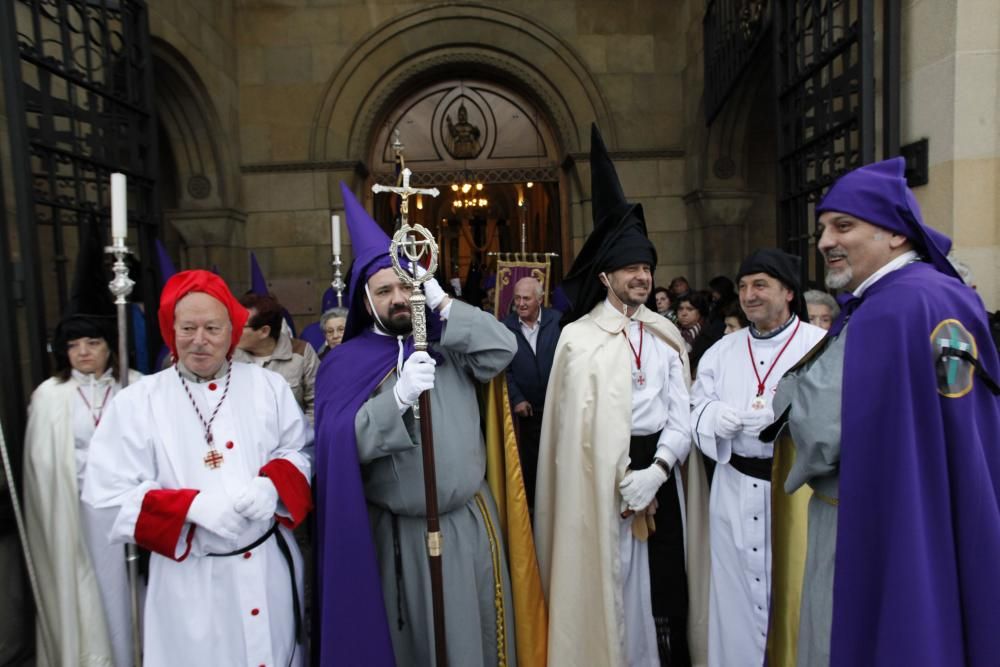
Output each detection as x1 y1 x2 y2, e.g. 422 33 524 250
203 449 224 469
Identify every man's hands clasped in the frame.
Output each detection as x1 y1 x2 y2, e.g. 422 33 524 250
714 403 775 438
187 476 279 540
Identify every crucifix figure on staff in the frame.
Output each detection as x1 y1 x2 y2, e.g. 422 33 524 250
312 175 520 667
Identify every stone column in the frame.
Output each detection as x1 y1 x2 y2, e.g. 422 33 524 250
902 0 1000 309
683 189 756 286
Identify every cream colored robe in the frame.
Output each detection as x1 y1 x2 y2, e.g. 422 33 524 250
534 303 710 667
23 372 139 667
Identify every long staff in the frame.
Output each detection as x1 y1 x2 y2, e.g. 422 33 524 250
373 168 447 666
107 173 142 667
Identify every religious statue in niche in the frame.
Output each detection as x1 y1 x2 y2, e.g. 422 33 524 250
445 102 481 159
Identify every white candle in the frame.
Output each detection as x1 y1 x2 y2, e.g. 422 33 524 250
111 172 127 239
331 214 341 256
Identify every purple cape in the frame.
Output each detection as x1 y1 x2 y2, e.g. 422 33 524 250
314 328 405 666
833 261 1000 665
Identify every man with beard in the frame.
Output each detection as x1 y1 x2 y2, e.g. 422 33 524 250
766 158 1000 666
313 183 518 667
689 249 825 667
534 125 708 667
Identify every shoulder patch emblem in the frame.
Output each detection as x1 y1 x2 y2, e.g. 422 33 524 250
930 319 978 398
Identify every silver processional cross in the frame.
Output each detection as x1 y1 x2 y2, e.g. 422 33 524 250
372 168 441 352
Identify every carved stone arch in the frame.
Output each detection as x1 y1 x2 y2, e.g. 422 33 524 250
347 52 579 164
310 3 614 165
151 40 235 210
151 40 247 279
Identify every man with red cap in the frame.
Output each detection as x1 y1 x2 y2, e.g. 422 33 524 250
765 157 1000 667
82 269 313 667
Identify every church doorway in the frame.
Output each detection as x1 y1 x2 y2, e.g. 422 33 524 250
368 79 564 303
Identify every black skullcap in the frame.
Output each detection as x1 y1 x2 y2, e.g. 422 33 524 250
736 248 808 320
561 124 658 323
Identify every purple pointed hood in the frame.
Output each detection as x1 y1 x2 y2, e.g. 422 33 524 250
249 251 269 295
154 238 177 287
816 157 959 281
340 182 397 341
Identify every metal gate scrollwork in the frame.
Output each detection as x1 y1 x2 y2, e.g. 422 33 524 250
773 0 875 286
0 0 160 391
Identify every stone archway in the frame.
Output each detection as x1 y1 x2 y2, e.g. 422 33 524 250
151 40 246 281
364 77 564 285
310 3 615 269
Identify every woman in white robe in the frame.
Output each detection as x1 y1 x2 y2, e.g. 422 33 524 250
23 314 140 667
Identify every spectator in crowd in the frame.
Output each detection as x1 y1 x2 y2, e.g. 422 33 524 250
676 292 707 351
653 286 677 322
503 275 561 511
708 275 737 313
317 307 347 360
669 276 692 300
804 289 840 331
234 293 320 423
722 300 749 334
676 291 717 373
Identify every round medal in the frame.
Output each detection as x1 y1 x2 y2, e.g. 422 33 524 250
750 395 767 410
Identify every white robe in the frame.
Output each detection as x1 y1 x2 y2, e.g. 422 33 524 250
690 319 825 667
24 370 140 667
82 362 312 667
535 302 710 667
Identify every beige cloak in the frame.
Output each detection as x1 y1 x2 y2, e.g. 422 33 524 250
534 302 710 667
23 373 139 667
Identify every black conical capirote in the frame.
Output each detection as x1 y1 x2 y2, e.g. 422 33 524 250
559 124 657 324
589 123 629 230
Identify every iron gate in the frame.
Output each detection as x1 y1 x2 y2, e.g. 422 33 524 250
0 0 160 442
772 0 900 287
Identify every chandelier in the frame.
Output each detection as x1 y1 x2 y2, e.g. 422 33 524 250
451 179 487 209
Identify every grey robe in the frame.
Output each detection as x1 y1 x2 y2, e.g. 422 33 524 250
355 300 518 667
772 328 847 667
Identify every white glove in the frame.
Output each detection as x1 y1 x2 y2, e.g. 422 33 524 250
714 403 743 439
412 263 447 310
394 350 436 407
187 489 251 541
619 464 668 511
233 476 279 522
738 408 775 437
449 277 463 297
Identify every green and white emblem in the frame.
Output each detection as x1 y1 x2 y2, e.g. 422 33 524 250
931 319 978 398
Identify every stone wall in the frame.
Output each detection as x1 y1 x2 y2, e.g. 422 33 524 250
141 0 999 319
901 0 1000 310
225 0 698 325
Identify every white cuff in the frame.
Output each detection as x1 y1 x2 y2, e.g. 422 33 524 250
392 384 410 413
